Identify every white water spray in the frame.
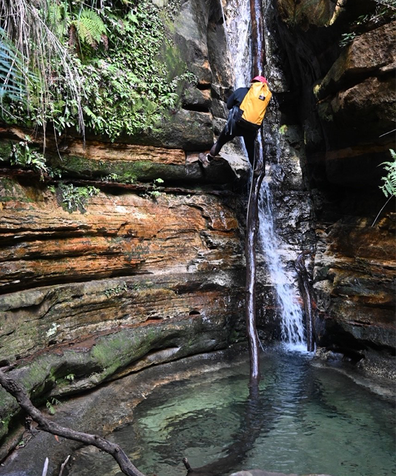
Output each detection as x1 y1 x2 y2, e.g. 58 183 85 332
222 0 308 351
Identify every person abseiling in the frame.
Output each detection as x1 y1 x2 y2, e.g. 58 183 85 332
200 75 272 173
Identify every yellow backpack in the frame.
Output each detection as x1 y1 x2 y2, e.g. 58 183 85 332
239 81 272 129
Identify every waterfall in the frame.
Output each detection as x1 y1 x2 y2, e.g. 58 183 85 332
222 0 308 352
256 0 308 352
258 179 307 351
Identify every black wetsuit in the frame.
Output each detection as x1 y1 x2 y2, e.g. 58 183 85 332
210 87 257 166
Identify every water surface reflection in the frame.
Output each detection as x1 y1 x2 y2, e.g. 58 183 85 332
70 349 396 476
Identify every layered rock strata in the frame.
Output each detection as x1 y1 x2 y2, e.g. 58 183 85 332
0 0 250 450
0 0 395 456
274 0 396 372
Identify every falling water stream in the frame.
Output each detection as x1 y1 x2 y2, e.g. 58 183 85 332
223 0 307 351
259 180 306 350
221 0 251 88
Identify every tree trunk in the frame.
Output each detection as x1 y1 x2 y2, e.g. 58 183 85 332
245 0 266 387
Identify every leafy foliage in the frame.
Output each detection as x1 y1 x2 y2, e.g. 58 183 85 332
75 1 192 140
0 136 49 180
371 149 396 226
64 373 75 382
339 0 396 47
379 149 396 198
148 177 164 199
104 282 127 298
0 0 193 140
57 183 100 213
46 397 61 415
0 0 86 132
0 28 27 103
70 8 107 51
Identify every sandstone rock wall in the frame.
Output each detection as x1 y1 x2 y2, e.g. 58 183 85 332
0 149 249 448
0 174 244 358
0 0 395 452
0 0 252 450
274 0 396 372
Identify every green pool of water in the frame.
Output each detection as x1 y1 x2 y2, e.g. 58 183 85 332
71 349 396 476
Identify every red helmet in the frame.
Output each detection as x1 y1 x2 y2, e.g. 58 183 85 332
251 75 267 84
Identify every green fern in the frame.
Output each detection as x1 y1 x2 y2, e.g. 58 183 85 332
379 149 396 198
0 28 27 103
72 9 106 49
372 149 396 226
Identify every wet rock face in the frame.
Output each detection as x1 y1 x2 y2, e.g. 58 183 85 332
276 0 343 28
314 214 396 350
274 0 396 361
276 0 395 170
139 0 232 150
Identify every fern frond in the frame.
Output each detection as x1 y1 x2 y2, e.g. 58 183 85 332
73 9 106 48
379 150 396 198
0 0 86 135
45 0 68 39
0 28 27 103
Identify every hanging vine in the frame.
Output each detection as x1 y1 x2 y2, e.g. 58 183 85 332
0 0 194 140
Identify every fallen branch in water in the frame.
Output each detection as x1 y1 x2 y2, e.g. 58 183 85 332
0 369 147 476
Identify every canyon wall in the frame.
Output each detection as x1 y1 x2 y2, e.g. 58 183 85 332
0 0 250 449
0 0 395 452
273 0 395 375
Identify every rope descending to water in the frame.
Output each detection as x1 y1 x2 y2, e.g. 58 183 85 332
245 171 265 386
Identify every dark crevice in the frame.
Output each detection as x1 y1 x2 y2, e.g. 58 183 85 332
181 104 210 113
196 82 211 91
0 270 152 297
188 310 201 316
